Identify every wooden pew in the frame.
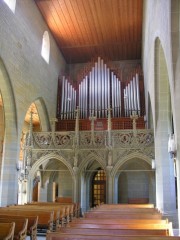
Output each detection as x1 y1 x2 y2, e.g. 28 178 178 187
56 227 172 236
27 201 79 219
72 218 167 225
55 197 72 203
89 208 160 213
9 204 66 228
0 208 54 232
84 212 162 219
0 222 15 240
46 233 180 240
66 221 173 235
0 214 38 240
96 203 155 209
29 203 72 224
0 217 28 240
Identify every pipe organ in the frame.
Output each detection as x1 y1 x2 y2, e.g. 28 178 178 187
123 73 141 117
60 76 76 119
58 57 143 121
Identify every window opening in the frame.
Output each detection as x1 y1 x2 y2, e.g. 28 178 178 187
41 31 50 64
3 0 16 13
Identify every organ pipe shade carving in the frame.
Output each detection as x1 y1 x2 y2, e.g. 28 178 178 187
58 57 142 120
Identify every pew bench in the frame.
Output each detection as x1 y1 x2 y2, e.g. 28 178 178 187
0 217 28 240
96 203 154 208
67 222 172 230
46 233 180 240
72 218 167 225
0 222 15 240
11 204 68 227
0 214 38 240
58 223 173 236
89 208 160 213
84 212 162 219
27 202 79 220
0 208 54 232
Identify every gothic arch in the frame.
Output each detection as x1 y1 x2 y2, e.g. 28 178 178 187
0 57 18 205
154 37 176 212
33 98 50 131
29 153 75 180
111 152 152 178
24 98 50 132
28 152 75 202
78 151 107 175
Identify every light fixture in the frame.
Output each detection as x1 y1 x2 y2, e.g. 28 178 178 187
152 159 156 169
168 134 176 158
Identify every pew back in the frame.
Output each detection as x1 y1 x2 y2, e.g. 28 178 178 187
0 222 15 240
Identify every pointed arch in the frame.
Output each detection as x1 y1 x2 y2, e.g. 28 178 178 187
112 152 152 177
78 152 107 174
0 57 17 206
28 153 75 202
154 37 176 212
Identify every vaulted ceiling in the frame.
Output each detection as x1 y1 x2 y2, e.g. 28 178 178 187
35 0 143 64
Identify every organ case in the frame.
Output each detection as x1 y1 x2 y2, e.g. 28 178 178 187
56 57 145 131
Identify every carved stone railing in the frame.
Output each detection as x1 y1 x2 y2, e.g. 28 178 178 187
21 129 154 175
31 129 154 150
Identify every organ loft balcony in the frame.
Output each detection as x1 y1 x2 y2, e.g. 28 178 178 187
22 57 154 168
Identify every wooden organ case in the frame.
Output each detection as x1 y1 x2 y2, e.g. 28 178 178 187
56 57 145 131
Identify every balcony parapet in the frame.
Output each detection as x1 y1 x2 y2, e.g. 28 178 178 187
31 129 154 150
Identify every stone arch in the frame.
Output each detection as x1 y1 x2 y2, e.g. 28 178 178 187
171 0 180 222
0 57 18 205
78 152 107 174
33 97 51 131
19 98 50 167
78 152 107 211
28 152 75 202
112 152 152 177
154 37 176 212
111 152 154 204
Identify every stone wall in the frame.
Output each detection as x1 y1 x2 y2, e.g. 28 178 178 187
0 0 66 205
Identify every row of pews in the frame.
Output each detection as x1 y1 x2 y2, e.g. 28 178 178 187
46 203 180 240
0 201 80 240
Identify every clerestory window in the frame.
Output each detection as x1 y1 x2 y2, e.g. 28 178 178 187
41 31 50 64
3 0 16 13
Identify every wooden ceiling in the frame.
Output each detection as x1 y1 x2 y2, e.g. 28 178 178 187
35 0 143 64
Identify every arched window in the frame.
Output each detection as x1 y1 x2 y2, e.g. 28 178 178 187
41 31 50 64
3 0 16 13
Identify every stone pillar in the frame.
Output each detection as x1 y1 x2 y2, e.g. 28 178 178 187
50 118 58 132
106 166 113 203
155 131 176 214
73 167 79 203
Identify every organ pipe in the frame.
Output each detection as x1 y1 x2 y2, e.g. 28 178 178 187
59 57 142 120
123 73 141 117
61 76 65 119
136 73 141 115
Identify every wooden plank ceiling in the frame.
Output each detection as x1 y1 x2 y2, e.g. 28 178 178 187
35 0 143 64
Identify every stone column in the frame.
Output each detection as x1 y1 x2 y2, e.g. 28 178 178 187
106 166 113 203
73 166 79 203
155 131 176 215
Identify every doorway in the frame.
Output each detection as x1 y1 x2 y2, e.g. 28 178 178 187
92 168 106 207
